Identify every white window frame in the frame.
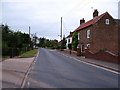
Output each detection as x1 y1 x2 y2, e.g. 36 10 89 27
81 44 85 52
78 33 80 40
87 30 90 38
106 19 109 25
87 44 90 48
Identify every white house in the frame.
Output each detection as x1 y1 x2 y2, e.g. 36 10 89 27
66 32 73 49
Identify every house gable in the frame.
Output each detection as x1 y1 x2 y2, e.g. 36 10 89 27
95 12 117 26
91 12 119 55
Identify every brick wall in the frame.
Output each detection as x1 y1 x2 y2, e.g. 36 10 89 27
85 49 119 64
91 13 119 55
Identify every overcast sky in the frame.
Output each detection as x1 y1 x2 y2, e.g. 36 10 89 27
1 0 119 41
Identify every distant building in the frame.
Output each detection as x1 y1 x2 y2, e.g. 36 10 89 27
66 32 73 49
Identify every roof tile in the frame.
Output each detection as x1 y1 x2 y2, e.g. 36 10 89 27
74 12 107 32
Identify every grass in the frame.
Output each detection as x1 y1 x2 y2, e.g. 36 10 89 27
20 49 38 58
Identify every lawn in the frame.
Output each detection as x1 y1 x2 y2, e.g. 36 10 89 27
20 49 38 58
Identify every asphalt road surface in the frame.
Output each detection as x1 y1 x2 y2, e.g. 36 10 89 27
24 48 118 88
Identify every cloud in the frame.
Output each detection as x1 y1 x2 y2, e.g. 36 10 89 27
1 0 119 41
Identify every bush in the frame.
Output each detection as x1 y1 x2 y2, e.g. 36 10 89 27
72 32 78 50
68 44 72 49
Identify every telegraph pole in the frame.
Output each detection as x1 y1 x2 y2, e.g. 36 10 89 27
61 17 62 41
60 17 62 50
29 26 31 48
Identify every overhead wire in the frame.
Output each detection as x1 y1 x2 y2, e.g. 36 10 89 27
63 0 91 18
62 0 92 37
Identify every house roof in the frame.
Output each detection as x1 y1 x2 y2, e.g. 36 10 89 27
66 34 72 38
74 12 107 32
66 32 73 38
114 19 120 25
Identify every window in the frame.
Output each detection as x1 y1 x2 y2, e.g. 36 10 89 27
87 30 90 38
81 44 85 52
106 19 109 25
78 33 80 40
87 44 90 49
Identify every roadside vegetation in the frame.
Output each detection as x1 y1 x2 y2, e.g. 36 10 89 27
1 24 38 58
38 36 66 50
20 49 38 58
1 24 69 59
72 32 78 51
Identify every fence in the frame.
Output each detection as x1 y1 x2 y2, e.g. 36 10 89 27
2 47 30 58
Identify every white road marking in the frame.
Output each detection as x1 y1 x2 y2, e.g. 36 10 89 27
27 81 30 87
32 66 34 70
21 49 40 88
73 58 119 75
57 51 119 75
49 49 57 51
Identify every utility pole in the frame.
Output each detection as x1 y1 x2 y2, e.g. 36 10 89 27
29 26 31 48
61 17 62 41
60 17 62 50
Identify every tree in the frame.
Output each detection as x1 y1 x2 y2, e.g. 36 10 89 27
38 37 46 47
68 43 72 49
38 38 59 49
61 36 66 49
1 24 31 56
72 32 78 50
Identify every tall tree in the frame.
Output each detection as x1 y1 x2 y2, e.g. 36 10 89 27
61 36 66 49
72 32 78 50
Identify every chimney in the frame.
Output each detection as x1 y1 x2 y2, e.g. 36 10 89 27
93 9 99 18
80 18 85 25
70 32 72 35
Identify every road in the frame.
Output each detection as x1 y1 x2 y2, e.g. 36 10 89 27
24 48 118 88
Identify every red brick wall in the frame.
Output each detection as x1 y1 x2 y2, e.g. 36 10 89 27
77 26 93 53
91 13 119 55
85 49 119 64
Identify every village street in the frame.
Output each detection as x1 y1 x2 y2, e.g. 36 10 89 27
23 48 118 88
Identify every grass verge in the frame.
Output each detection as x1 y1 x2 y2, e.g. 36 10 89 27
20 49 38 58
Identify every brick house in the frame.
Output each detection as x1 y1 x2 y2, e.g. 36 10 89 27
73 9 120 63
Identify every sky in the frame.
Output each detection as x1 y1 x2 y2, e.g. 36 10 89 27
1 0 120 41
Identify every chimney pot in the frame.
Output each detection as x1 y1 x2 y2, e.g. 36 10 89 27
80 18 85 25
93 9 99 18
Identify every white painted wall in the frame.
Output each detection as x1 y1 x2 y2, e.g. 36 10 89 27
66 37 72 49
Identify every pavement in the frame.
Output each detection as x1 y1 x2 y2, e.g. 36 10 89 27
59 49 119 72
2 57 35 88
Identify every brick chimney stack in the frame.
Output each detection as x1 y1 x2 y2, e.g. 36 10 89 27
70 32 72 35
80 18 85 25
93 9 99 18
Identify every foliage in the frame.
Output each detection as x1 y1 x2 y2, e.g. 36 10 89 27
61 37 66 49
38 37 59 49
72 32 78 50
1 24 32 57
68 44 72 49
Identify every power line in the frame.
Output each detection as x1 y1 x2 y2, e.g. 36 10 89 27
63 0 91 17
63 22 69 33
